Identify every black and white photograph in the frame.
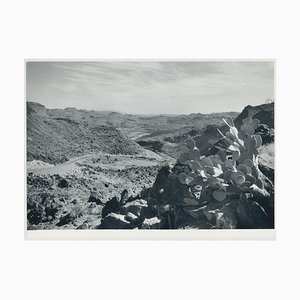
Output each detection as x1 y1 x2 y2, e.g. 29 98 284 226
4 0 300 299
26 60 275 233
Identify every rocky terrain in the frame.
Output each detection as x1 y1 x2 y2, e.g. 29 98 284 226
27 102 143 164
27 102 274 230
27 151 174 229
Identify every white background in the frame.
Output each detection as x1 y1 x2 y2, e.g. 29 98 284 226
1 0 299 299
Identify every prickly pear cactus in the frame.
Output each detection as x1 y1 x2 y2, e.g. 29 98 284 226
170 116 272 227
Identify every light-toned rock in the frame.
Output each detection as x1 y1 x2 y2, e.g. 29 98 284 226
141 217 161 229
97 213 131 229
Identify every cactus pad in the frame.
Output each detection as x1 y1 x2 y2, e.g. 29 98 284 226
213 190 227 202
254 135 262 148
231 171 244 181
178 173 187 184
243 159 254 168
235 175 245 185
240 181 252 190
251 118 260 129
186 138 195 149
179 152 189 164
237 164 250 175
232 150 241 161
188 148 201 160
242 117 252 125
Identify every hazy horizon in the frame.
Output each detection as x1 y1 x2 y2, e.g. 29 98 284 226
26 61 274 114
27 100 241 116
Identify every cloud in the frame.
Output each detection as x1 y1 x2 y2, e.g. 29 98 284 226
26 61 274 114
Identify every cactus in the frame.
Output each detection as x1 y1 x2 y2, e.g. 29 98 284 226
167 114 272 226
237 164 250 176
151 114 273 229
186 138 195 150
188 148 201 160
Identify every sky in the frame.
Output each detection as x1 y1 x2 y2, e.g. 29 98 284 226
26 61 274 114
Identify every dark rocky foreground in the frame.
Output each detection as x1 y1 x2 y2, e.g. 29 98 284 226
96 160 274 230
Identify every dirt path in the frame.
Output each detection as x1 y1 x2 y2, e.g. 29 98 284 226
27 150 174 176
27 154 95 176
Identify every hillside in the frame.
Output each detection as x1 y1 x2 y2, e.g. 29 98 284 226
234 103 274 129
27 102 143 164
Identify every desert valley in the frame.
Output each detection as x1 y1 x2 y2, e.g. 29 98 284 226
26 101 274 230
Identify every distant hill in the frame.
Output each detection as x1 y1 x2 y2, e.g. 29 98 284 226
234 103 274 129
27 102 143 164
192 102 274 156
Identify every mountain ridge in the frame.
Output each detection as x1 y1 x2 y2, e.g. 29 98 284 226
26 101 238 117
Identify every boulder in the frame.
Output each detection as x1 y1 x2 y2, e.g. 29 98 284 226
77 223 89 229
141 217 161 229
87 202 102 215
88 193 103 205
56 213 75 227
210 201 239 229
101 196 121 218
120 189 129 204
255 124 274 144
58 178 68 188
97 213 132 229
237 196 270 229
259 164 274 183
120 199 148 216
125 212 139 222
27 209 42 225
